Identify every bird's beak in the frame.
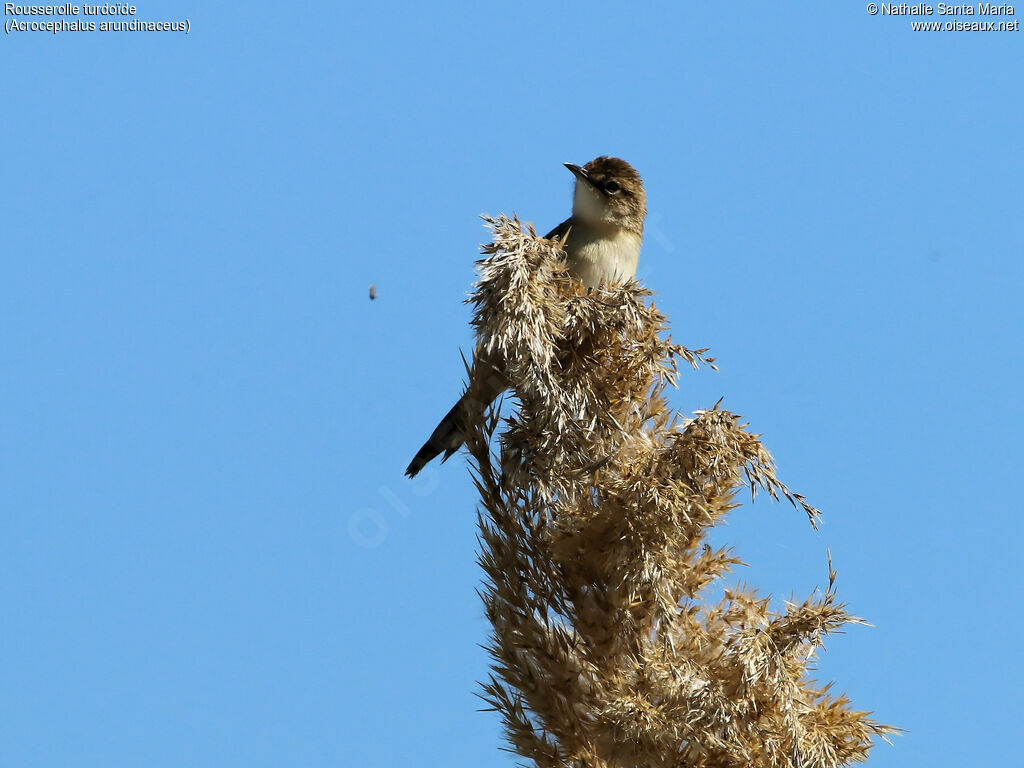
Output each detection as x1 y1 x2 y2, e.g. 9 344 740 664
564 163 591 185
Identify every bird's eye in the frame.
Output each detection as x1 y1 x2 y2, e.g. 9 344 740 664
604 181 621 194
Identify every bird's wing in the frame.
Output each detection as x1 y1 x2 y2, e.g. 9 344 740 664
543 217 573 242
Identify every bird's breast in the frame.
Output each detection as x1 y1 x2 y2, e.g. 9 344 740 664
564 226 642 289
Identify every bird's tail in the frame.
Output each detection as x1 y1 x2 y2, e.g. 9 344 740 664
404 398 467 478
405 351 508 478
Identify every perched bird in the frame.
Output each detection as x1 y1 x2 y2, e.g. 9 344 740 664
405 156 647 478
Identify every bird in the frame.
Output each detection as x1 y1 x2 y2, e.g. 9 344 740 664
405 156 647 478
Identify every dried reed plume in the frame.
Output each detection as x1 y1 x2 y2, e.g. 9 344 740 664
463 216 895 768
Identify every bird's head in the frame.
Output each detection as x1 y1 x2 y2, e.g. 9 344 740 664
565 156 646 236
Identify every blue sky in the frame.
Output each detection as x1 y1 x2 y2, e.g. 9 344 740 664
2 2 1021 766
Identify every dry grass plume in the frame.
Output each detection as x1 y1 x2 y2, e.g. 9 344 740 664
462 215 896 768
